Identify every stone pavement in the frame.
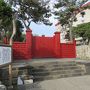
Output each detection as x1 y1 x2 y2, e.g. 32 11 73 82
25 75 90 90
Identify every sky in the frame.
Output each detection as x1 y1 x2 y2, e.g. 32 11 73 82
30 16 57 37
30 22 56 36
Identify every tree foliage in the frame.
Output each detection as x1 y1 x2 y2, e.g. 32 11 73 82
54 0 88 25
54 0 88 41
0 0 12 26
7 0 52 29
0 0 12 42
0 0 52 43
72 22 90 44
13 20 24 42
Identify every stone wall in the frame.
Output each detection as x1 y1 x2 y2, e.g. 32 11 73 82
76 45 90 60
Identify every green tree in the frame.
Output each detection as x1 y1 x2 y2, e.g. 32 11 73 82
0 0 12 42
54 0 88 41
72 22 90 44
13 20 24 42
7 0 52 29
6 0 52 44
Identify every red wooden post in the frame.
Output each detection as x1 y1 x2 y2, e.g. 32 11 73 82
26 29 32 59
54 32 61 58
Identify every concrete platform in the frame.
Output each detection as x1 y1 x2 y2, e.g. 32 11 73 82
13 58 76 67
12 58 90 68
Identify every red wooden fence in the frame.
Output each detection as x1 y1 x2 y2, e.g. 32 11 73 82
12 29 76 60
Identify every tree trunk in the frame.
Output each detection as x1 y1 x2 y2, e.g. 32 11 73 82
69 21 73 42
9 19 16 45
22 19 32 30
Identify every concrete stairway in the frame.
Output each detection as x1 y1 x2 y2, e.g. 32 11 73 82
0 60 87 86
27 60 86 82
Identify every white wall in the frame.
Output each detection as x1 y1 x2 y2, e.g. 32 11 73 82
73 9 90 27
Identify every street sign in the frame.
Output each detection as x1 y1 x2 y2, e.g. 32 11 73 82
0 45 12 66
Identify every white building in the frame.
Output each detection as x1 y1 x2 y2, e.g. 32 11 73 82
73 9 90 27
55 0 90 43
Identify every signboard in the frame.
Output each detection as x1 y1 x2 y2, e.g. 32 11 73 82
0 45 12 66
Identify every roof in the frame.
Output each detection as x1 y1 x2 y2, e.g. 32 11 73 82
81 0 90 7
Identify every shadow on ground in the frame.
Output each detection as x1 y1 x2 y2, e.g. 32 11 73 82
13 82 43 90
25 83 43 90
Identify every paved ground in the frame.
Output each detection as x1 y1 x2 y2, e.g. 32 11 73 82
24 75 90 90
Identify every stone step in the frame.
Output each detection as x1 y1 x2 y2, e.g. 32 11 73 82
30 69 85 77
26 61 86 82
33 72 85 82
28 66 81 72
0 61 86 84
12 61 76 68
10 67 84 77
30 61 76 67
